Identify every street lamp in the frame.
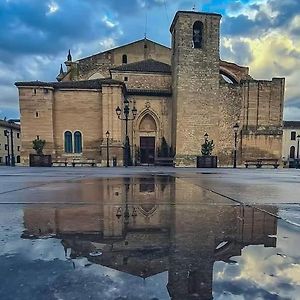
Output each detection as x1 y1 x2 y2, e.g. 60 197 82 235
106 131 110 167
297 134 300 159
233 123 239 168
115 99 137 167
204 132 209 141
4 130 10 166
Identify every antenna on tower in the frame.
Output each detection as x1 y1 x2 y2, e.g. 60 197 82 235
144 2 148 39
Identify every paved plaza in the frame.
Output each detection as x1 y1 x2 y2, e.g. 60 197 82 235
0 166 300 299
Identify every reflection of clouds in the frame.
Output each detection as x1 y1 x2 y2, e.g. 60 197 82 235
213 222 300 299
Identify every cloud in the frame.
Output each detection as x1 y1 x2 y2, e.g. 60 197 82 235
0 0 300 121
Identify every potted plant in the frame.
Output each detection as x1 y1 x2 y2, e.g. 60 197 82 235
29 137 52 167
196 133 218 168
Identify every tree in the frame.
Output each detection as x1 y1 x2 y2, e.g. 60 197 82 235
32 138 46 155
201 139 214 156
158 137 170 157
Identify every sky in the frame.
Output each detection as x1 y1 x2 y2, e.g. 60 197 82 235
0 0 300 120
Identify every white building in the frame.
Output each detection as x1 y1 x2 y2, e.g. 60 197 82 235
282 121 300 167
0 119 21 166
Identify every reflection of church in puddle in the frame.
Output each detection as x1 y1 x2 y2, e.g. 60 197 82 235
22 177 277 299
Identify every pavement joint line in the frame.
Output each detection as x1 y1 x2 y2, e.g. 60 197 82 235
0 175 87 196
191 182 300 228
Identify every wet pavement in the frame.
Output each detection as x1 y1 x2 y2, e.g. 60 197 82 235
0 167 300 299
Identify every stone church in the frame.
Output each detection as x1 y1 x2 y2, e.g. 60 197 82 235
16 11 285 166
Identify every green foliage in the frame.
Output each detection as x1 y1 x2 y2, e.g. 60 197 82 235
32 138 46 155
201 138 214 156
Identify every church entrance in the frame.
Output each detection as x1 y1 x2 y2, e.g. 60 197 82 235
140 137 155 165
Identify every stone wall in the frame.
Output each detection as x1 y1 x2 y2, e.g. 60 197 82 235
18 86 55 165
76 39 171 81
171 11 222 166
111 71 171 91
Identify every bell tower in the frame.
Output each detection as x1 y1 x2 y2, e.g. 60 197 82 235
170 11 222 166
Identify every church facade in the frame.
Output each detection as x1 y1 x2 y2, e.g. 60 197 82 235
16 11 285 166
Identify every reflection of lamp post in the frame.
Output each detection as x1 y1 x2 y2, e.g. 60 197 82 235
4 130 10 166
106 131 110 167
233 123 239 168
115 99 137 167
116 182 137 226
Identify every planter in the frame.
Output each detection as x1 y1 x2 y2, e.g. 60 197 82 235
29 154 52 167
196 156 217 168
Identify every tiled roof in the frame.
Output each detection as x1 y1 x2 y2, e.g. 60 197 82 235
0 119 20 130
283 121 300 129
127 89 172 97
15 78 124 89
111 59 171 74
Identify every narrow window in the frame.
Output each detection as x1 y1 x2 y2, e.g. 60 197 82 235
74 131 82 153
290 146 295 159
291 131 296 140
193 21 203 48
122 54 127 64
0 157 2 163
16 156 20 163
124 76 128 82
35 111 39 118
64 131 73 153
5 144 8 150
17 146 20 151
17 133 20 138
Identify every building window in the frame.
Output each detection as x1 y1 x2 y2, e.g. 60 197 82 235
193 21 203 48
291 131 296 140
35 111 39 118
124 76 128 81
122 54 127 64
5 144 8 150
17 146 20 152
290 146 295 159
16 156 20 163
74 131 82 153
64 131 73 153
0 157 2 163
17 133 20 138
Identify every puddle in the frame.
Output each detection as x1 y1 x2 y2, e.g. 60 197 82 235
0 176 299 299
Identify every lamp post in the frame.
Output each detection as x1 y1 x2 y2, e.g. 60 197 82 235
4 130 10 166
115 99 137 167
106 131 110 167
296 134 300 169
233 123 239 168
297 134 300 159
204 132 209 141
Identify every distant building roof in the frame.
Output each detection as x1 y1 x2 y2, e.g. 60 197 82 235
111 59 171 74
0 119 20 130
15 78 124 89
283 121 300 129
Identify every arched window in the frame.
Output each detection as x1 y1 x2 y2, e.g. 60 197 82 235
193 21 203 48
291 131 296 140
290 146 295 159
64 131 73 153
74 131 82 153
122 54 127 64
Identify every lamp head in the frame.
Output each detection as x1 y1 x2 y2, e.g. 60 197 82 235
233 123 239 133
105 131 110 138
204 133 209 140
116 106 121 116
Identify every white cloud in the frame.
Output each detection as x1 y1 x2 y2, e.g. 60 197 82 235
47 1 59 15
